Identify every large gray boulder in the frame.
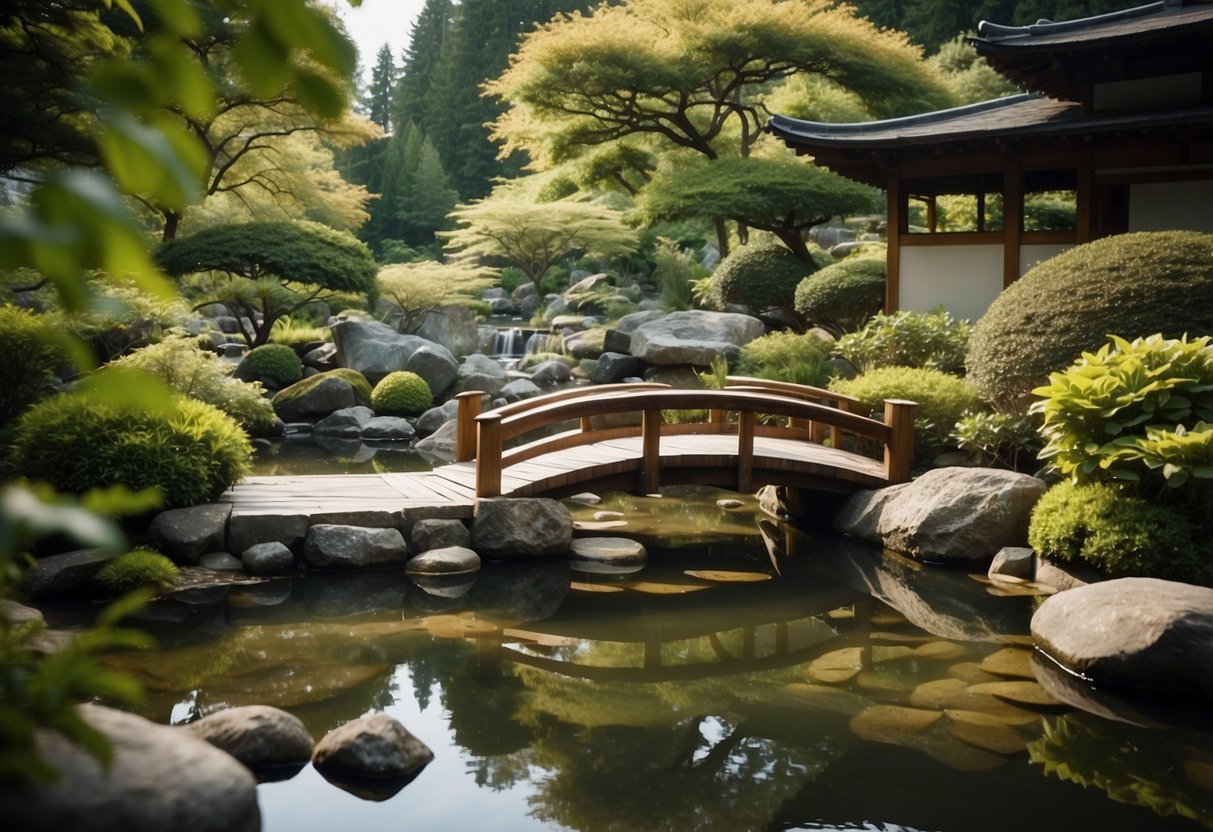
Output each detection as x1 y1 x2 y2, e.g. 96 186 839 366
332 319 456 386
22 549 111 600
184 705 313 770
471 498 572 560
312 713 433 780
303 524 408 569
591 352 646 384
416 399 461 438
834 467 1048 563
603 309 665 354
629 310 765 366
1032 578 1213 699
414 419 458 463
240 541 295 575
362 416 416 441
227 514 309 556
148 504 231 564
413 305 479 358
313 406 375 439
457 353 509 396
529 359 573 388
405 344 459 399
0 704 258 832
499 378 542 403
272 374 359 422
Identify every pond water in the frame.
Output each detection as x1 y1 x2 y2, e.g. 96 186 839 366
67 489 1213 831
250 437 433 476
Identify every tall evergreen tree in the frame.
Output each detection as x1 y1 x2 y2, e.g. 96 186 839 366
392 0 454 134
398 136 460 246
365 43 397 132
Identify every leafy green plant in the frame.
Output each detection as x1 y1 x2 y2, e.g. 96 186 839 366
793 254 885 337
109 332 276 435
237 343 302 388
1031 334 1213 516
830 366 984 450
371 371 433 416
96 549 180 593
519 351 572 371
651 238 706 312
834 308 971 375
0 306 64 426
967 231 1213 410
950 411 1041 471
736 330 834 387
11 382 252 509
1028 481 1210 583
269 316 331 349
710 243 812 329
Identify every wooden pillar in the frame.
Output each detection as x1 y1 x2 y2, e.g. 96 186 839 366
737 410 754 493
455 391 483 463
1002 163 1023 288
475 415 503 497
641 408 662 494
883 399 917 484
1076 159 1094 244
885 176 902 312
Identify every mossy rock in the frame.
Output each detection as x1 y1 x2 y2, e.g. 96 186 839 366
272 369 372 421
966 231 1213 410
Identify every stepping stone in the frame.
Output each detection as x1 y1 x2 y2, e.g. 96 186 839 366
569 537 647 574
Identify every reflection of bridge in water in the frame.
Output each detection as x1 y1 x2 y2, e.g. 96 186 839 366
222 378 916 522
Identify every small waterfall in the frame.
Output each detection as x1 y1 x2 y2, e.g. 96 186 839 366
492 327 528 357
525 330 561 355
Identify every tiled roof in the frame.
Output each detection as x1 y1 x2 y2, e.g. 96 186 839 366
973 0 1213 50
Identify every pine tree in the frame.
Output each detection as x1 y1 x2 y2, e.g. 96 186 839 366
365 43 397 131
398 136 459 246
393 0 454 134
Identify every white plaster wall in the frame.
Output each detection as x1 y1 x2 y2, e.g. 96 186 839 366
1129 181 1213 232
900 245 1004 323
1020 244 1073 276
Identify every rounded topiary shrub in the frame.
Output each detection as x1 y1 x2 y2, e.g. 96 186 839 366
235 343 302 388
11 390 252 508
96 548 180 592
966 231 1213 410
1028 482 1210 583
829 366 984 450
793 255 885 337
371 371 433 416
711 243 813 323
0 305 63 426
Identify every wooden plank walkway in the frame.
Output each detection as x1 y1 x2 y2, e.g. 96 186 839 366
220 434 886 523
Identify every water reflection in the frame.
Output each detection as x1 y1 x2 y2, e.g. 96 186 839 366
78 492 1213 831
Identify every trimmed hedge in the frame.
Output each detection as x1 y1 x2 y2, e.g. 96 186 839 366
372 371 433 416
711 243 812 323
966 231 1213 410
11 390 251 508
829 366 984 450
793 255 885 336
236 343 302 388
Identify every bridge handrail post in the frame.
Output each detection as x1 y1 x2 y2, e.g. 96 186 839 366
476 413 503 497
641 407 662 494
737 410 755 492
455 390 484 463
883 399 917 483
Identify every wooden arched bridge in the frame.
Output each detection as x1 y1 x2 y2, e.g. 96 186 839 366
222 378 916 522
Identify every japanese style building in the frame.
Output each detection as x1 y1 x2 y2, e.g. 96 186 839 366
768 0 1213 321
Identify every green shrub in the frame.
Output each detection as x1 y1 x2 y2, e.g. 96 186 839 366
50 276 190 361
1028 482 1209 583
109 332 276 435
710 243 812 326
834 308 971 374
652 238 706 312
1031 333 1213 518
237 343 302 387
737 330 834 387
269 316 331 349
11 389 252 508
793 254 885 337
96 548 180 592
967 231 1213 410
371 371 433 416
0 306 63 425
950 410 1040 471
829 366 984 449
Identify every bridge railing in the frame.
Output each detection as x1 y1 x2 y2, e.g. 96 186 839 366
455 382 916 498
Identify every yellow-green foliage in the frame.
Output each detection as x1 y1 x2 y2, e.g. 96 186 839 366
96 548 180 592
710 243 811 319
109 332 275 435
1032 334 1213 517
793 254 885 337
737 331 833 387
830 366 984 449
0 305 63 425
371 371 433 416
834 308 970 375
1028 482 1209 583
272 368 373 414
11 389 252 509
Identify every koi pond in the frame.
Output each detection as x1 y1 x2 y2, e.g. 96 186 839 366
56 489 1213 831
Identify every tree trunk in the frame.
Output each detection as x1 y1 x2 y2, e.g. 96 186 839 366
775 230 818 269
162 210 181 241
713 216 729 259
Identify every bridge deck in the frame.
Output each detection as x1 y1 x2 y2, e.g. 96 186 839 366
221 434 885 522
